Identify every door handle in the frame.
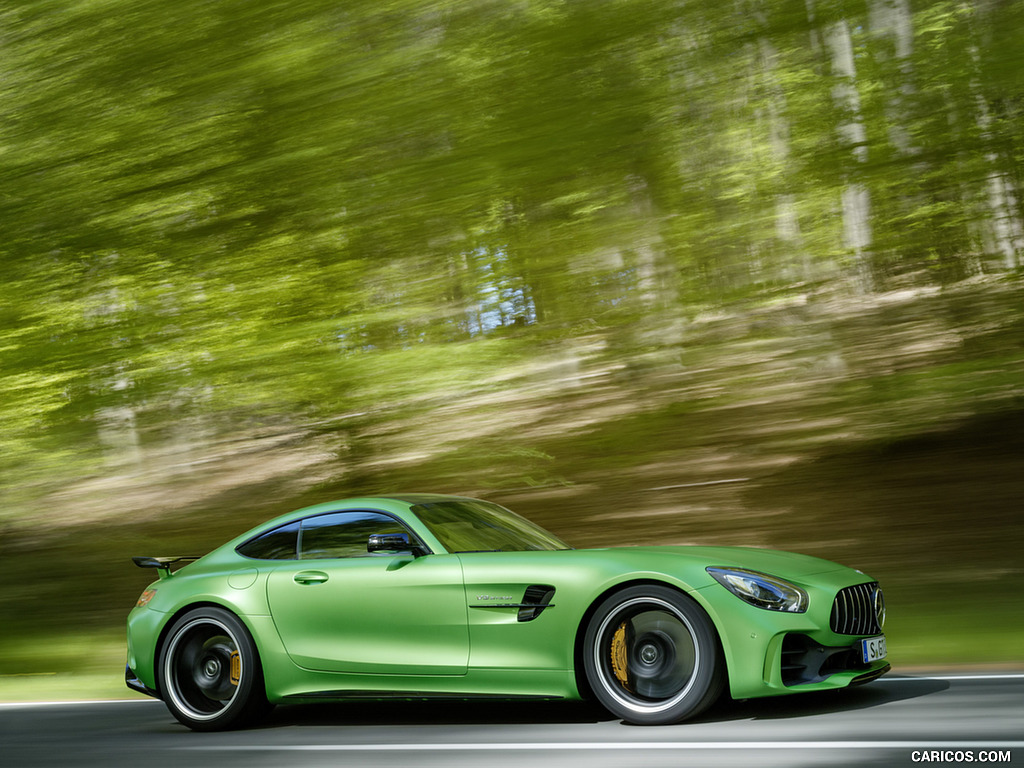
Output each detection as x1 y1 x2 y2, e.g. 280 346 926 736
293 570 329 585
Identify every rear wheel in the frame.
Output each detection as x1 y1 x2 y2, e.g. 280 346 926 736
583 585 724 724
157 607 272 731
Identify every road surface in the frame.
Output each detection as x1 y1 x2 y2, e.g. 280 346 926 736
2 674 1022 767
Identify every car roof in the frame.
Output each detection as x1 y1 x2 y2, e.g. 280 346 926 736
219 493 482 557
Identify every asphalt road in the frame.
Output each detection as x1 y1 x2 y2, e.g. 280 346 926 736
3 674 1022 768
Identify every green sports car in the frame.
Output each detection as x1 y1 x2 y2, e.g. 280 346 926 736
125 493 889 730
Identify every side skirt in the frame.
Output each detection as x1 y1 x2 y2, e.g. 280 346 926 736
282 691 563 701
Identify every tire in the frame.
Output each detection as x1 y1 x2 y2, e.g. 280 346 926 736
157 606 272 731
582 585 724 725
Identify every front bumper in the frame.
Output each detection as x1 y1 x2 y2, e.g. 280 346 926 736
780 633 888 687
851 663 891 685
697 570 890 700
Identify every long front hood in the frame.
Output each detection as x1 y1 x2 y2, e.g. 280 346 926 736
588 545 861 581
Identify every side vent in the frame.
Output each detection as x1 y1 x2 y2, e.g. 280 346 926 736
517 585 556 622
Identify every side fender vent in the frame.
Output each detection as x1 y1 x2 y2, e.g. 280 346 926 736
518 584 556 622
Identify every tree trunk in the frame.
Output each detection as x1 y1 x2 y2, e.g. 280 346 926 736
823 15 874 289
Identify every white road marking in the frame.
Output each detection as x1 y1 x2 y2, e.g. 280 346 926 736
0 699 160 708
182 741 1024 752
879 673 1024 681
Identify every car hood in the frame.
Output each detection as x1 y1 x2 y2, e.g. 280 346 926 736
590 545 859 580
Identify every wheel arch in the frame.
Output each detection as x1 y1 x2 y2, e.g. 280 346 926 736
571 578 727 702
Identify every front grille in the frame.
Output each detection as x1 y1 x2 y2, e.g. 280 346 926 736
830 582 881 636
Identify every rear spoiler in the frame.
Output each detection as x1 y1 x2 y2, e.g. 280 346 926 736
132 555 200 579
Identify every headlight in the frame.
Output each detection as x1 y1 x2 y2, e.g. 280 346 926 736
707 567 808 613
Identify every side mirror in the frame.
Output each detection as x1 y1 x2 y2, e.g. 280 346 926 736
367 532 425 556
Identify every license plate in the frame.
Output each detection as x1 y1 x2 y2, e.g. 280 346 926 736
861 635 887 663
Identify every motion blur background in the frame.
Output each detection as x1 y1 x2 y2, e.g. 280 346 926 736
2 0 1023 699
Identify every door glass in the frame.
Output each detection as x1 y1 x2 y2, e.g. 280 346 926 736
236 521 300 560
300 511 410 559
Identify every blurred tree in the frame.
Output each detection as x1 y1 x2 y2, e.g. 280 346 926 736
1 0 1023 508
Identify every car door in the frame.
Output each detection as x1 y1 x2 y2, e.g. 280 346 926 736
457 550 575 672
265 510 469 676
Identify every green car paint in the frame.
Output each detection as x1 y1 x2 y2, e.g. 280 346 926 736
126 494 889 730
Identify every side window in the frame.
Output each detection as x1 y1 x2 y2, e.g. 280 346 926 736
299 511 410 559
236 521 299 560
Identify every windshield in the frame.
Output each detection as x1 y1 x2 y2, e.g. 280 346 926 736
411 500 571 553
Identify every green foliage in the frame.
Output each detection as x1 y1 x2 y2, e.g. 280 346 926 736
1 0 1023 501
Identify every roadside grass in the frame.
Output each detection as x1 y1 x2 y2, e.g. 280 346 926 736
884 598 1024 668
0 629 139 701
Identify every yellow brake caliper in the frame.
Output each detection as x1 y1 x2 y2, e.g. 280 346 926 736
229 650 241 686
610 621 629 688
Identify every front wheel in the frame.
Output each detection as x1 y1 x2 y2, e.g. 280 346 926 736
583 585 724 724
157 607 272 731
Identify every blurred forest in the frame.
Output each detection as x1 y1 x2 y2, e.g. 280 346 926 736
2 0 1024 691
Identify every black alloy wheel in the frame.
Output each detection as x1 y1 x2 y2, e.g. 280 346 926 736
157 606 272 731
583 585 724 724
